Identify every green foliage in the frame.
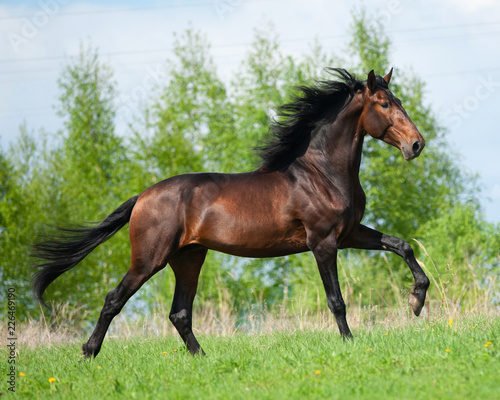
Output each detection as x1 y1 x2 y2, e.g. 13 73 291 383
131 29 230 179
419 204 499 268
57 42 120 184
417 203 500 305
216 23 292 172
0 125 51 316
349 8 391 74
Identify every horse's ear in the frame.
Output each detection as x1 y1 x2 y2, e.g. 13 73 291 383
367 70 376 92
383 68 393 85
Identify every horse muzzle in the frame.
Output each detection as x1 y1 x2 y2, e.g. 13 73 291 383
402 139 425 160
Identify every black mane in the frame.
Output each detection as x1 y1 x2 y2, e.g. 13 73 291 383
257 68 366 172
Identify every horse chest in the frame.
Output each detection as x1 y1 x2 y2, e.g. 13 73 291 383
302 183 366 242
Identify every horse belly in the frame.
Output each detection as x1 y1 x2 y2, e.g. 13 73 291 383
191 204 308 258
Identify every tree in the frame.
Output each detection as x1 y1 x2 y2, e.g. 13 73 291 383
131 29 231 179
0 125 43 318
28 42 134 318
0 145 29 315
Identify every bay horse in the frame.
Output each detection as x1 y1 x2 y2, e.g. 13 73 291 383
33 68 430 358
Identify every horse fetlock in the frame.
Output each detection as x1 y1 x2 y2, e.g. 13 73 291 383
418 275 430 291
186 334 204 356
401 241 415 260
82 341 100 359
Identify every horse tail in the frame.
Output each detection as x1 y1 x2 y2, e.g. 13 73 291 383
32 195 140 306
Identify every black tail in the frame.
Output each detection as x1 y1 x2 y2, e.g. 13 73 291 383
32 195 139 306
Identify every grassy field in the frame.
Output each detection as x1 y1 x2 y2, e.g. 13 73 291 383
9 314 499 399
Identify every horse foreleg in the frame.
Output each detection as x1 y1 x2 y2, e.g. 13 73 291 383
308 233 353 339
168 247 207 355
341 224 430 316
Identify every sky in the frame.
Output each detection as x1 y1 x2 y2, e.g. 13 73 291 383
1 0 499 223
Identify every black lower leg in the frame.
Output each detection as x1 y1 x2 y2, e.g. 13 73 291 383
169 309 204 355
382 235 430 316
82 271 151 359
327 295 352 339
341 225 430 317
310 235 352 338
168 248 206 355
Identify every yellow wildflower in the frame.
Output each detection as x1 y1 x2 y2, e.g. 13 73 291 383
97 366 101 369
366 348 373 351
448 319 453 326
19 372 25 377
162 352 168 355
48 377 56 383
445 349 451 352
315 370 321 375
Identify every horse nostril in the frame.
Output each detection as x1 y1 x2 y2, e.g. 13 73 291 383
412 141 421 154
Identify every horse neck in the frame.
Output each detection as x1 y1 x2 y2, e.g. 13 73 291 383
297 101 365 187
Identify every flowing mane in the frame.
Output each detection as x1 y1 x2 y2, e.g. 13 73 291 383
257 68 367 172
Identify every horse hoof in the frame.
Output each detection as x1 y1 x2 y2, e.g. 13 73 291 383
409 293 424 316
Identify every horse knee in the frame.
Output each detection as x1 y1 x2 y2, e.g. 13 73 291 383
383 235 415 260
400 241 415 260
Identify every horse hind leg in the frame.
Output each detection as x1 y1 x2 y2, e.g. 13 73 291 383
81 256 168 359
81 190 192 359
168 246 207 355
82 227 177 359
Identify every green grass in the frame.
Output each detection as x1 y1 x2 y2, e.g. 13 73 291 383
12 316 500 399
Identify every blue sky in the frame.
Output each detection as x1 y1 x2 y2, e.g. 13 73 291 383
1 0 499 223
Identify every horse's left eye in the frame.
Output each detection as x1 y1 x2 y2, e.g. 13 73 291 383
381 102 390 109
